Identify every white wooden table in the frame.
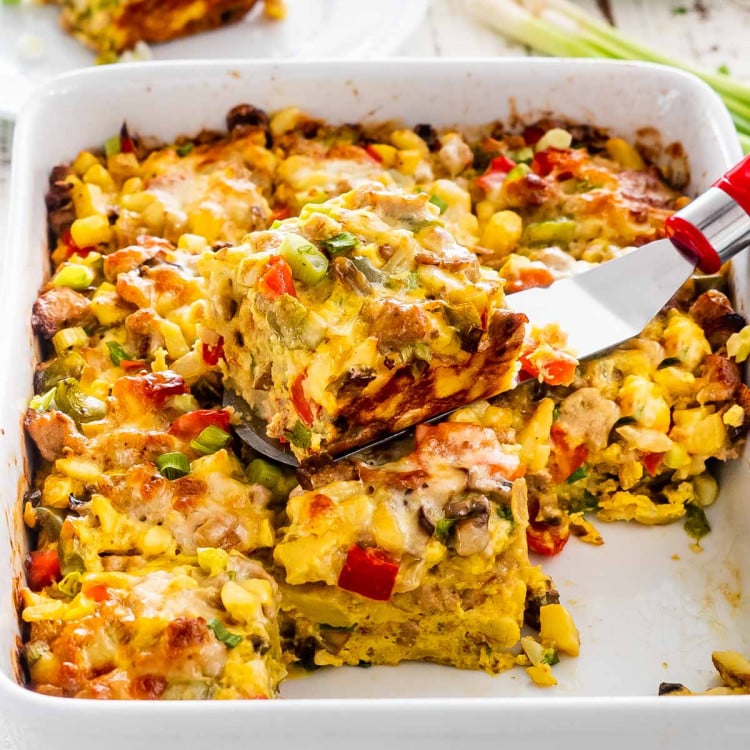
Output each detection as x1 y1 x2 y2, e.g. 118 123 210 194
1 0 749 745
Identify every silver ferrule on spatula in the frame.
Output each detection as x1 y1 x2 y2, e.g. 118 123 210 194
665 154 750 272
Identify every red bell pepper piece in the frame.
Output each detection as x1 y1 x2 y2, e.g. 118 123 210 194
290 373 314 427
519 344 578 387
476 155 517 192
526 522 570 556
364 144 384 163
549 424 588 484
120 359 148 372
642 452 665 477
83 584 109 602
202 337 225 366
169 409 231 441
270 205 291 223
27 549 61 591
62 229 95 259
338 545 399 601
504 265 555 294
258 256 296 299
138 371 188 406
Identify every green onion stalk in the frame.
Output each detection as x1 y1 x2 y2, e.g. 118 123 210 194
467 0 750 154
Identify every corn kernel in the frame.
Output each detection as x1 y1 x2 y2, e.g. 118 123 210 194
141 525 174 556
270 106 303 137
723 404 745 428
121 177 144 195
72 151 101 177
141 199 166 234
221 580 263 623
72 182 108 218
106 152 140 181
188 208 224 243
395 149 423 176
390 129 429 157
83 163 116 192
475 199 497 224
605 137 646 170
177 233 209 254
367 143 397 167
481 210 523 256
539 603 580 656
727 325 750 363
70 214 112 247
119 191 156 212
159 319 190 360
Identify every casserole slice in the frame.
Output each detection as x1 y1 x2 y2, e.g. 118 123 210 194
200 183 528 462
57 0 283 58
273 421 577 678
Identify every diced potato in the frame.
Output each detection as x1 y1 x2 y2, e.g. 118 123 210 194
72 182 108 219
83 163 116 192
539 603 580 656
70 214 112 247
693 472 719 507
269 106 303 137
671 409 726 455
617 375 670 432
481 210 523 256
140 525 174 556
55 457 103 483
616 425 673 453
663 311 711 370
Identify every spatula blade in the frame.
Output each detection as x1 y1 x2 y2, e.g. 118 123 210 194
506 239 697 360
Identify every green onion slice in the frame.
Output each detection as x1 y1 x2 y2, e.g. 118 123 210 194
52 264 95 290
190 426 231 455
247 458 284 490
176 142 194 157
207 618 243 648
280 233 329 286
104 134 122 157
322 232 359 257
428 194 448 214
156 452 190 480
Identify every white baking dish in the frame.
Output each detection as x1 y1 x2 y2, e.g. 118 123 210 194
2 58 750 749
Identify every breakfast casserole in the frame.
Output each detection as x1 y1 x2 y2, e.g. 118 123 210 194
53 0 286 58
19 103 750 698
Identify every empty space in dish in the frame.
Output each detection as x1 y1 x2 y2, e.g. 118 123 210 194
1 59 748 712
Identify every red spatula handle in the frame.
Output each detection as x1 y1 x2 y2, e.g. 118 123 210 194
665 153 750 274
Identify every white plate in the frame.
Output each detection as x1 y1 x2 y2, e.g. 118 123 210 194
2 59 749 750
0 0 427 119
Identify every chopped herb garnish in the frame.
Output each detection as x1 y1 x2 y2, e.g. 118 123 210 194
435 517 458 543
658 357 682 369
156 451 190 480
684 503 711 542
286 421 312 449
319 623 357 632
718 63 731 76
566 466 587 484
106 340 131 366
428 194 448 214
495 504 515 525
541 648 559 666
552 403 561 422
176 142 194 157
207 618 243 648
569 490 600 514
322 232 359 256
671 5 688 14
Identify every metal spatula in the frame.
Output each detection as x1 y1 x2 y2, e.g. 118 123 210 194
230 154 750 467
